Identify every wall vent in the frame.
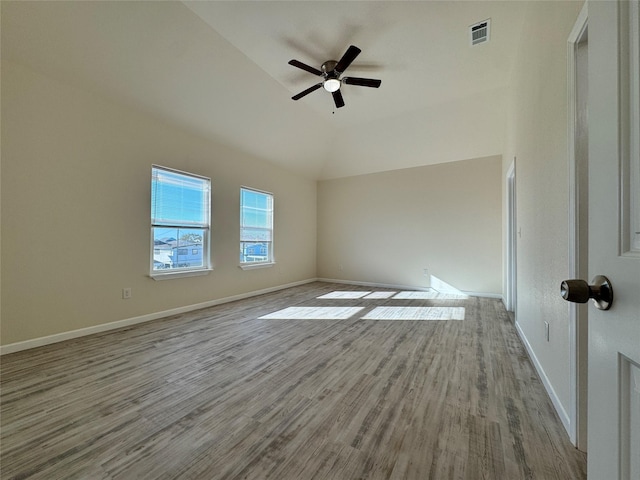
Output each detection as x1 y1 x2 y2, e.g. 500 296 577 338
470 19 491 46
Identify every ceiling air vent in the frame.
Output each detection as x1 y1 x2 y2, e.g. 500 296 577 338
470 19 490 46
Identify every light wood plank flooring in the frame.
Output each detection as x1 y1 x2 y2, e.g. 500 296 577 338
0 282 586 479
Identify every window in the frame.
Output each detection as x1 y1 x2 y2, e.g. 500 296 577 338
151 165 211 277
240 187 274 266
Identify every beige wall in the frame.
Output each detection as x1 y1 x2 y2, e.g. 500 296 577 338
321 88 506 180
503 1 583 426
317 156 502 295
1 61 317 346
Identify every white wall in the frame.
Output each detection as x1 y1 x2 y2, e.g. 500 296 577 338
503 1 584 430
1 61 317 346
317 156 502 295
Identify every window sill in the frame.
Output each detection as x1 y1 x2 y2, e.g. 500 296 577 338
239 262 276 271
150 268 213 281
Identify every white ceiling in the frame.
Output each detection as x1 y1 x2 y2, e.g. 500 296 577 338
2 1 529 179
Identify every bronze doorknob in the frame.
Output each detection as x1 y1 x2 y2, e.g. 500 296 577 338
561 275 613 310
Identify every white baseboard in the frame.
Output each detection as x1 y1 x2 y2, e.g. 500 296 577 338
317 277 502 299
0 278 318 355
465 291 503 299
515 321 571 435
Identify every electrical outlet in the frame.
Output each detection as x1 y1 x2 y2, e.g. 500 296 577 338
423 268 429 277
544 321 550 341
122 288 132 299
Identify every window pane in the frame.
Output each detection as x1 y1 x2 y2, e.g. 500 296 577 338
240 187 273 264
153 227 205 270
152 167 209 227
240 241 271 263
240 227 272 242
151 166 210 275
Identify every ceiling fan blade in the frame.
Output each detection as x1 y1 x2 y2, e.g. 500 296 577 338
343 77 382 88
292 83 323 100
334 45 361 73
332 89 345 109
288 59 323 76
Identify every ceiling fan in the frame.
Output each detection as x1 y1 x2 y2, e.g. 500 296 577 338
288 45 382 109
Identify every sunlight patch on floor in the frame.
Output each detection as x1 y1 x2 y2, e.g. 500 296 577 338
259 306 365 320
317 291 371 299
362 306 466 321
393 291 469 300
363 291 397 299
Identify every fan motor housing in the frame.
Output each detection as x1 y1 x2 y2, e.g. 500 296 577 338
321 61 339 75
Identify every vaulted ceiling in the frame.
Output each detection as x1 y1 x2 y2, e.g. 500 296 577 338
2 1 529 179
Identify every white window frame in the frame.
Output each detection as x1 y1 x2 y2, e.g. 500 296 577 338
150 165 212 280
239 186 274 269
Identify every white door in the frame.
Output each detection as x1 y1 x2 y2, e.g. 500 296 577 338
587 1 640 478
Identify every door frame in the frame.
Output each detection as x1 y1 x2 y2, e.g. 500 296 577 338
505 159 517 314
567 2 589 451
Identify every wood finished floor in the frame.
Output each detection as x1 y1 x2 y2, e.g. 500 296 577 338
0 282 586 479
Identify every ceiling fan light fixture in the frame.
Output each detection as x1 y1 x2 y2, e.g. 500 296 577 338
289 45 380 108
323 78 341 92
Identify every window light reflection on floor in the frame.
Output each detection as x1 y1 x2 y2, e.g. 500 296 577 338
362 307 466 321
259 306 364 320
259 306 466 321
317 286 469 301
393 291 468 300
317 291 371 299
363 291 396 299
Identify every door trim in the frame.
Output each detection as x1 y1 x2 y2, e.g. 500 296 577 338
505 158 517 314
619 0 640 257
567 1 589 451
